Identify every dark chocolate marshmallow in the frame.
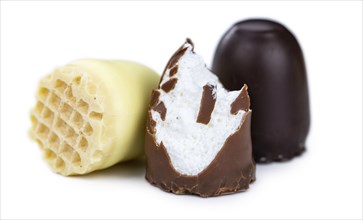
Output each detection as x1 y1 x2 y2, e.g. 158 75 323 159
212 19 310 162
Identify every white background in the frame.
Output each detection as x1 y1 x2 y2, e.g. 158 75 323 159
1 1 362 219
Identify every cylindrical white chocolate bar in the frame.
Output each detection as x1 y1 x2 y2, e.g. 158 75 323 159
30 59 160 175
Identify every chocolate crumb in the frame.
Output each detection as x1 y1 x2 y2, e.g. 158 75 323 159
150 91 161 107
153 101 167 121
161 78 178 93
169 66 178 77
230 85 250 114
197 84 216 124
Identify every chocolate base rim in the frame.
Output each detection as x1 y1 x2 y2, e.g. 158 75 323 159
254 147 306 163
145 175 256 198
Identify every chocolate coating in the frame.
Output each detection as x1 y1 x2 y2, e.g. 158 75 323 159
145 40 255 197
146 92 255 197
161 78 178 93
231 85 250 115
197 84 216 124
212 19 310 162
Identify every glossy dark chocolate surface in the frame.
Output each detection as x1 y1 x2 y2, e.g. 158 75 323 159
212 19 310 162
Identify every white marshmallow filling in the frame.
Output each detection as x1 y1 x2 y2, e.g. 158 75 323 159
151 43 248 176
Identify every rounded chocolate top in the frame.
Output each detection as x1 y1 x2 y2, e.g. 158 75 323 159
234 19 285 32
212 19 310 162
